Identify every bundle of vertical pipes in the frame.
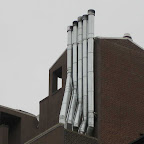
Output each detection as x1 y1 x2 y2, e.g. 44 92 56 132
59 9 95 135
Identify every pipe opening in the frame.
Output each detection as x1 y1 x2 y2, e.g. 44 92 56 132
67 26 73 32
123 33 132 40
88 9 95 15
82 15 88 20
73 21 78 26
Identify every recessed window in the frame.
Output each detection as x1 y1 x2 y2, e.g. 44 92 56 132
58 77 62 90
52 67 62 93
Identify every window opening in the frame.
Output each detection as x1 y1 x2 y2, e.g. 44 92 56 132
52 67 62 93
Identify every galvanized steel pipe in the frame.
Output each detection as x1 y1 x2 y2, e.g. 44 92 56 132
67 21 78 126
59 26 73 125
79 14 88 134
87 9 95 135
74 16 83 128
59 9 95 135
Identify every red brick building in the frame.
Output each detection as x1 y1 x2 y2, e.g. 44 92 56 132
0 36 144 144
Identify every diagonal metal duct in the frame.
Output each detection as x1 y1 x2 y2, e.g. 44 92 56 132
67 21 78 127
59 26 73 125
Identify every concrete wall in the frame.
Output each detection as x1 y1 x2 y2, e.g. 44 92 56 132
0 125 8 144
39 50 67 132
25 124 97 144
64 129 97 144
0 106 39 144
29 125 64 144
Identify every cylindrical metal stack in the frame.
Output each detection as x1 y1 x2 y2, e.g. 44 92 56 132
59 26 73 125
74 16 83 129
87 9 95 135
79 14 88 134
59 9 95 135
67 21 78 127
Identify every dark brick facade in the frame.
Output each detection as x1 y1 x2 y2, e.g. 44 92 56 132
0 125 8 144
0 38 144 144
39 50 67 132
26 124 65 144
0 106 39 144
96 39 144 144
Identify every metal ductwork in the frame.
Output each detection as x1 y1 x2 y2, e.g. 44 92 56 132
87 9 95 135
59 9 95 135
59 26 73 125
67 21 78 128
73 16 83 129
79 14 88 134
123 33 132 40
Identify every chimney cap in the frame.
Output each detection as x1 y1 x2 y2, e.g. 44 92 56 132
88 9 95 16
73 21 78 26
82 15 88 20
123 33 132 40
78 16 82 22
67 26 73 32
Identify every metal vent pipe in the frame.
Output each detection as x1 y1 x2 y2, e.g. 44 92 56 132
67 21 78 127
123 33 132 40
79 14 88 134
74 16 83 129
87 9 95 135
59 9 95 136
59 26 73 125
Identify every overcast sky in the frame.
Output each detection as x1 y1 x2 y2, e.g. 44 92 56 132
0 0 144 116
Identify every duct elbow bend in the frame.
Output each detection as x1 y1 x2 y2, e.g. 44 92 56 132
59 76 72 125
79 117 88 134
86 112 94 136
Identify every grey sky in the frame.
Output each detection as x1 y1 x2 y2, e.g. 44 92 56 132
0 0 144 115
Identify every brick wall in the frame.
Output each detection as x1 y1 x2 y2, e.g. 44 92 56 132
98 39 144 144
39 50 67 132
0 125 8 144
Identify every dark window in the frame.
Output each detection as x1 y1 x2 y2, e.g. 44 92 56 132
52 67 62 93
